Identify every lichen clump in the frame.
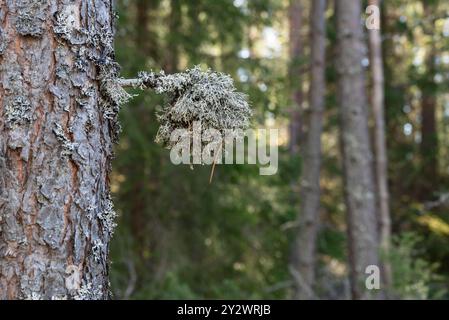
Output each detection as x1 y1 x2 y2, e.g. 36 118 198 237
98 195 117 236
137 66 252 149
5 96 32 127
14 0 47 37
53 123 75 157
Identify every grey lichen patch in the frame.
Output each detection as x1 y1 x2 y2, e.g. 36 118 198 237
53 4 123 142
100 63 132 109
88 26 114 54
15 13 43 37
137 66 252 149
74 282 103 300
98 194 117 236
74 46 89 68
53 4 81 42
86 203 97 221
24 292 43 300
0 30 7 55
76 84 95 107
98 60 128 142
74 56 88 72
53 123 76 157
14 0 48 37
83 112 95 134
4 96 33 128
91 239 104 262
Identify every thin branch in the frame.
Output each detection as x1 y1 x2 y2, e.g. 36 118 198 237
264 280 294 294
117 78 143 88
209 141 223 184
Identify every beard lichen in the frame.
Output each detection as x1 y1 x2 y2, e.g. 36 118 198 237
132 66 252 152
100 61 133 111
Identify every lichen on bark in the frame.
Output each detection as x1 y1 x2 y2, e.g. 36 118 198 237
14 0 48 37
0 0 120 300
4 96 33 127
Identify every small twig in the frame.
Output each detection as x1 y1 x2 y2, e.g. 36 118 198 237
209 161 217 184
424 193 449 210
264 280 294 293
281 220 301 231
116 78 143 88
289 265 317 299
209 141 223 184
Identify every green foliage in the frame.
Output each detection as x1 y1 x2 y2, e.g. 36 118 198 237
389 233 446 299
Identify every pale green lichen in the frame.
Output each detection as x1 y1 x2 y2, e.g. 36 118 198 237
0 31 7 55
100 63 133 109
74 283 103 300
5 96 32 127
24 292 42 300
88 26 114 54
98 59 130 142
53 123 75 157
15 12 43 37
98 194 117 235
91 239 104 262
137 66 252 149
53 5 78 41
14 0 47 37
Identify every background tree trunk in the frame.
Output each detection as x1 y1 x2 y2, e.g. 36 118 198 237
292 0 326 300
367 0 392 289
136 0 159 62
336 0 381 299
288 0 304 154
0 0 119 299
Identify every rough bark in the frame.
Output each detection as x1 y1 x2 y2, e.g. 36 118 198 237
367 0 391 288
292 0 326 300
288 0 304 154
0 0 120 299
336 0 381 299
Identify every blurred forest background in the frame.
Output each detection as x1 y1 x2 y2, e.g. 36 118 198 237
109 0 449 299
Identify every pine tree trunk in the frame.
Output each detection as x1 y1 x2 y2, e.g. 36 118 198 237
292 0 326 300
336 0 381 299
0 0 119 299
367 0 391 288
